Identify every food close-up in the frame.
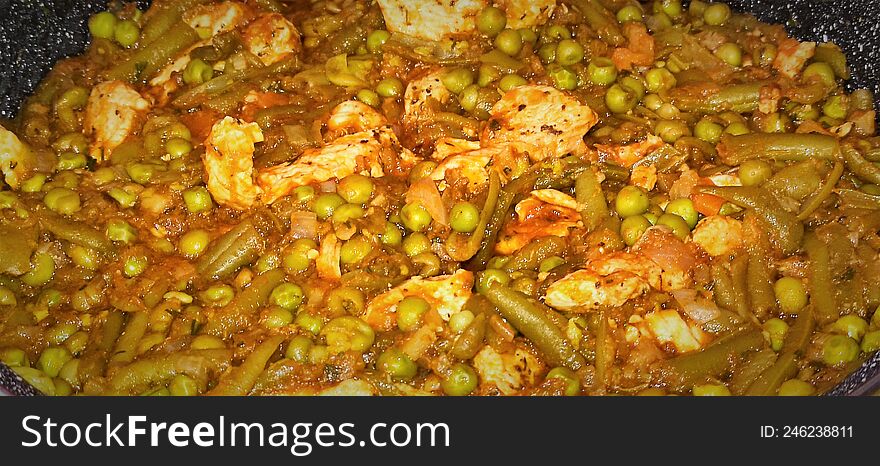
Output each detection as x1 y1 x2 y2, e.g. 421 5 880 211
0 0 878 397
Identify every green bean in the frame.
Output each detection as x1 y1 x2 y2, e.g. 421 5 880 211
109 349 232 394
140 0 209 46
173 56 300 108
109 312 149 365
797 161 843 220
729 253 751 318
729 350 777 395
659 329 764 390
481 285 584 371
446 171 501 262
35 209 115 256
503 236 566 273
804 234 838 324
717 133 840 166
196 217 271 281
632 144 688 173
813 43 850 80
450 312 488 360
255 104 308 129
711 261 749 318
672 83 763 114
77 311 125 385
207 335 284 396
575 169 609 232
0 225 37 275
743 352 798 396
746 244 777 317
841 145 880 186
837 189 880 210
698 186 803 255
190 31 240 62
106 21 201 82
765 160 823 202
595 310 612 391
569 0 625 46
203 268 286 337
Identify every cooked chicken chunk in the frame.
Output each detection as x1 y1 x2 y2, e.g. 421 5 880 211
495 189 582 254
84 81 151 161
242 13 302 66
376 0 487 41
0 124 32 189
202 116 264 210
691 215 744 257
363 269 474 331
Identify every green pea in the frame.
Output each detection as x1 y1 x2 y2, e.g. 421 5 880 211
653 0 683 18
44 187 81 215
401 202 432 232
165 137 192 159
538 256 565 273
620 215 651 246
263 307 294 328
477 6 507 37
487 256 510 270
649 12 673 30
380 221 403 246
476 64 500 87
268 283 304 313
655 119 691 143
283 239 317 273
0 347 28 367
763 318 789 352
106 219 137 243
441 67 475 94
703 3 731 25
46 323 78 346
107 187 137 208
831 315 869 341
774 277 808 315
547 64 578 90
37 346 72 378
68 244 100 270
21 174 48 193
822 335 860 366
657 213 690 239
714 42 742 67
332 203 365 223
822 95 848 120
495 29 523 56
126 163 157 185
692 384 731 396
397 296 429 331
615 185 650 218
88 11 117 39
498 74 527 92
92 167 117 185
694 118 724 144
617 5 644 22
191 335 226 350
537 42 557 64
477 268 510 293
22 252 55 287
40 289 63 308
645 67 676 93
378 348 418 380
340 235 372 265
665 198 698 229
517 28 537 45
724 121 750 135
449 201 480 233
321 316 375 353
739 160 772 187
449 310 475 333
295 312 324 335
587 58 618 86
553 39 584 66
546 367 580 396
179 229 211 258
356 88 380 107
375 77 404 98
337 174 374 204
201 284 235 307
114 19 140 47
777 379 816 396
285 336 313 363
543 24 571 41
183 186 213 213
402 232 431 257
861 330 880 353
409 161 438 183
459 84 480 112
441 363 478 396
123 254 148 277
183 58 213 85
605 83 637 113
312 193 345 219
57 152 87 171
803 62 836 88
168 374 198 396
0 285 16 306
366 29 391 53
64 331 89 355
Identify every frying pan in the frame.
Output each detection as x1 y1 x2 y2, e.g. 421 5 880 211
0 0 879 396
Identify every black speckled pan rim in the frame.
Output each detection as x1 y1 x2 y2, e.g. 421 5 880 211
1 0 879 396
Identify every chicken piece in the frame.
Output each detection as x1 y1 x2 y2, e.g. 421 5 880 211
544 268 650 312
497 0 555 29
630 164 657 191
0 124 33 189
595 135 666 168
363 270 474 331
202 116 264 210
242 13 302 66
257 127 416 204
325 100 388 139
430 137 481 161
611 23 655 71
473 345 544 395
631 226 699 290
317 379 375 396
316 233 342 280
495 189 581 254
429 146 504 192
376 0 487 41
84 81 151 161
691 215 744 257
183 1 252 37
590 252 663 289
403 69 452 126
482 85 598 162
640 310 711 353
773 38 816 79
